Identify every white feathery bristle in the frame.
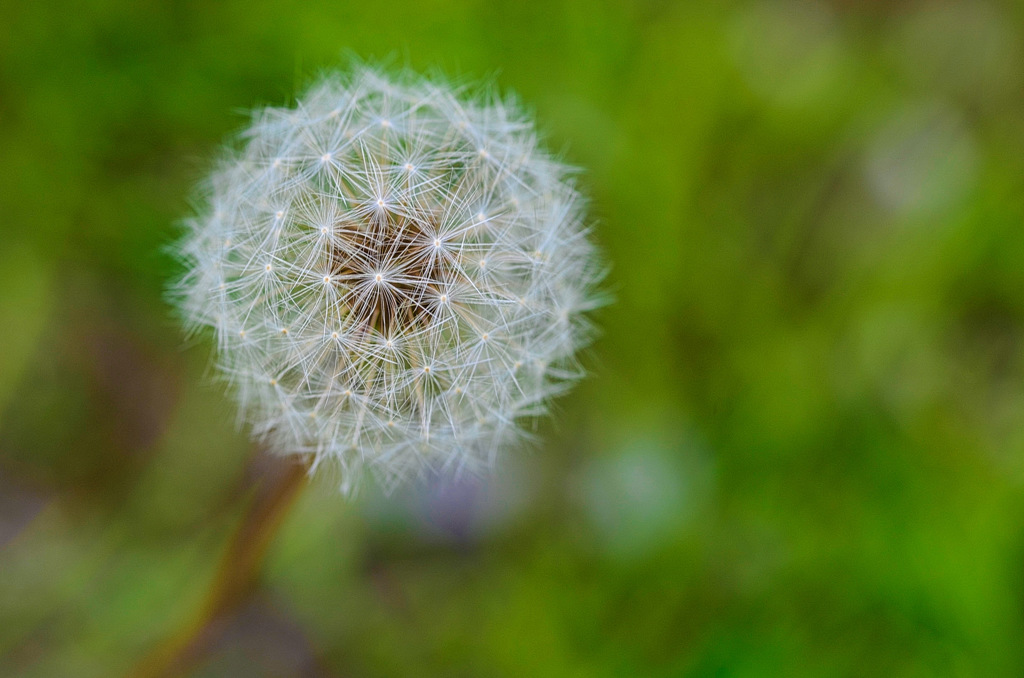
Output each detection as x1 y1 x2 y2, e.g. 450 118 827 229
171 66 603 494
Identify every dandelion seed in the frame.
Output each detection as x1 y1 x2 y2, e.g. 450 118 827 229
170 65 604 494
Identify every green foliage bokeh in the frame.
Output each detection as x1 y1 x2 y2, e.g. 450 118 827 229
2 1 1024 676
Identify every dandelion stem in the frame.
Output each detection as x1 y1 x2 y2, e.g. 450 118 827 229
130 453 310 678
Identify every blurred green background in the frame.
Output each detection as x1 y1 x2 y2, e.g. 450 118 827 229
3 0 1024 676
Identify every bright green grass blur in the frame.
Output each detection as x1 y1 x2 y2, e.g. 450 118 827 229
3 1 1024 676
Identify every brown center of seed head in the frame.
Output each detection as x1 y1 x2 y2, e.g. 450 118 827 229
329 210 449 335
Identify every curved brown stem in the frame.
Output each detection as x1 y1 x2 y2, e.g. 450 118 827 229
131 454 311 678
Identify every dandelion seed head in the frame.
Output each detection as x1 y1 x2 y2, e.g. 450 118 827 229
171 66 603 494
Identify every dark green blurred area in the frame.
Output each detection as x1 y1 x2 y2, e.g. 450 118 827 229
3 0 1024 676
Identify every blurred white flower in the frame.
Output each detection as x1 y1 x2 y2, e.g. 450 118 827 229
574 431 712 560
864 101 976 216
171 66 603 494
